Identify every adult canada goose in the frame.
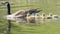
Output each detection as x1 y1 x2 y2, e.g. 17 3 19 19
2 2 11 34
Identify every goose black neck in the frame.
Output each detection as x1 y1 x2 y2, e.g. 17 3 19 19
6 2 11 15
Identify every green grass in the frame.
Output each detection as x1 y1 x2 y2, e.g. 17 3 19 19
0 0 60 34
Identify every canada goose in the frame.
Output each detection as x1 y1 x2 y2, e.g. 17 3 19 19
40 13 46 19
46 13 53 19
2 2 11 34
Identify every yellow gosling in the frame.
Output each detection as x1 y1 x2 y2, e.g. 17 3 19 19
46 13 53 19
40 13 46 23
35 13 40 23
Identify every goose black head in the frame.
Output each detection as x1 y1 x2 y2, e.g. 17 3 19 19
2 2 11 15
1 2 9 5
